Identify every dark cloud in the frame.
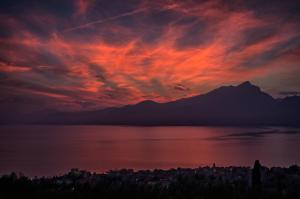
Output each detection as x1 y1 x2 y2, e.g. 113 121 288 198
207 0 300 21
140 27 164 44
174 20 211 49
143 8 181 27
150 78 167 97
89 63 107 82
230 25 277 52
101 28 135 46
0 0 78 41
0 0 76 18
76 100 97 108
279 91 300 96
117 8 183 44
0 42 64 68
0 77 67 98
0 20 14 39
125 76 169 99
89 63 118 90
0 72 7 79
174 16 199 26
206 129 300 141
239 35 300 69
85 0 142 18
101 87 134 101
93 4 185 45
241 0 300 21
36 51 64 67
0 41 72 84
139 57 153 67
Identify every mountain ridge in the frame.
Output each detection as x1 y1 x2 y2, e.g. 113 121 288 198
3 81 300 126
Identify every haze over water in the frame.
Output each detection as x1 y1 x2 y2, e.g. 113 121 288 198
0 125 299 177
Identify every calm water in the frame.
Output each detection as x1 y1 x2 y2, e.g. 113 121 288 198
0 125 300 176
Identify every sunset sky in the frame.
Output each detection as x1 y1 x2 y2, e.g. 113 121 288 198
1 0 300 113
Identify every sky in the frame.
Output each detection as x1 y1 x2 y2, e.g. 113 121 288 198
0 0 300 114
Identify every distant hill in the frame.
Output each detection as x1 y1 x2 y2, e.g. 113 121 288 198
6 81 300 126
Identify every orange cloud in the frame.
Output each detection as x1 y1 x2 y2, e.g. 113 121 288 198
0 0 300 111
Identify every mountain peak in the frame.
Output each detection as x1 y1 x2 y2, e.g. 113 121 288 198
238 81 254 87
136 100 157 106
237 81 261 91
206 81 260 97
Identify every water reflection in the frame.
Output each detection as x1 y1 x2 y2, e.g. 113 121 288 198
0 125 299 176
205 129 300 141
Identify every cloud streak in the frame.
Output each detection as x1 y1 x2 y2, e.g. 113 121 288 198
62 7 148 33
0 0 300 115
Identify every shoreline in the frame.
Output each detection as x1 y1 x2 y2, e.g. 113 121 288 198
1 162 300 198
1 164 299 178
2 162 300 178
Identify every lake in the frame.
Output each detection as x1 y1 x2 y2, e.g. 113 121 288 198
0 125 299 176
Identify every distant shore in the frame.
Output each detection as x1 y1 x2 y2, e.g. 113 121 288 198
1 162 300 199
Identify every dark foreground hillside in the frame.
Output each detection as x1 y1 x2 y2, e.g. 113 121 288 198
0 161 300 199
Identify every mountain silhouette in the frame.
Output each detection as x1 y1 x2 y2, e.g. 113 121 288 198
21 81 300 126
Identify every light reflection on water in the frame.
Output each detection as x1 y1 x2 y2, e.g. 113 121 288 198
0 125 299 176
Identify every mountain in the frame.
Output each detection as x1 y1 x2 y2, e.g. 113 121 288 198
9 81 300 126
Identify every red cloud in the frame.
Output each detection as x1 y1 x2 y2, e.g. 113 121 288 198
0 0 300 111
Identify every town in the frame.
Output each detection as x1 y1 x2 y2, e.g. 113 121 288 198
1 161 300 198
